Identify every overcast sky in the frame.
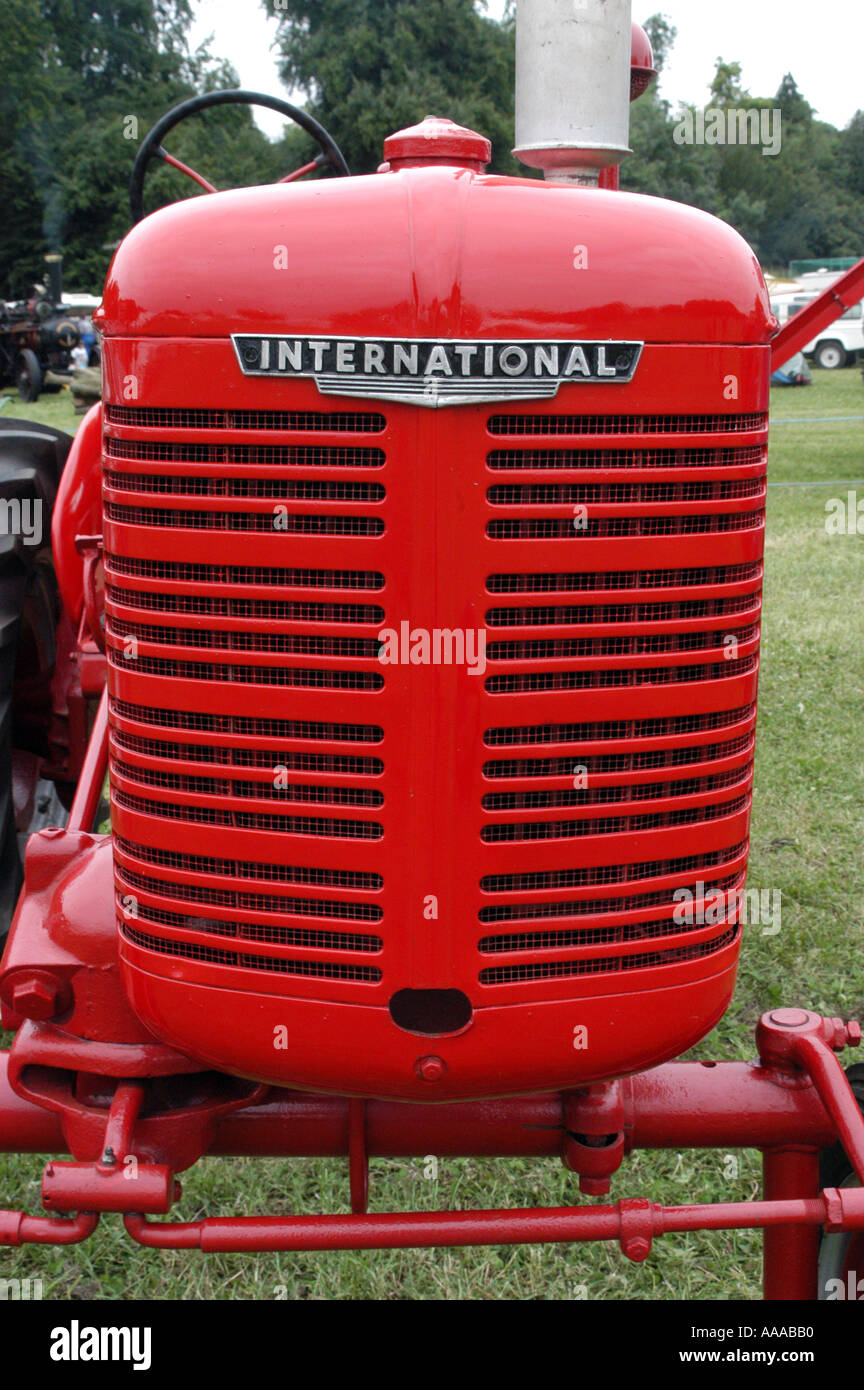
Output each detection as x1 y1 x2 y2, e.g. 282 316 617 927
189 1 864 141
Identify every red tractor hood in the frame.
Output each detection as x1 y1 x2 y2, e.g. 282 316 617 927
100 165 774 345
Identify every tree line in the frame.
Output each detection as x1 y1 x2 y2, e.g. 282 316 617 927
1 0 861 299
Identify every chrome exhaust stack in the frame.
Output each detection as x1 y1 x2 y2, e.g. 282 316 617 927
514 0 633 185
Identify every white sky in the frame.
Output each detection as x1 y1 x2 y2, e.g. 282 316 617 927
189 0 864 141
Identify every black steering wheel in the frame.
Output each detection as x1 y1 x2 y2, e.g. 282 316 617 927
130 89 350 225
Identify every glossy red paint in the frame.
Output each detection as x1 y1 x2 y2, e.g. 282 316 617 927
100 170 772 343
52 401 102 626
770 253 864 370
94 156 774 1101
0 1009 860 1290
8 108 857 1296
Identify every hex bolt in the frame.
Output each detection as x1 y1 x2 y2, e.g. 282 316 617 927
417 1055 447 1083
102 1147 117 1167
10 975 61 1021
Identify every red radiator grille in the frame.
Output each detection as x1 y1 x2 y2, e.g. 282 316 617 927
487 626 758 657
114 835 382 889
116 866 383 924
107 587 385 623
479 868 743 927
106 555 384 589
104 502 385 536
480 839 748 894
105 405 385 432
487 513 762 539
486 562 762 592
487 595 758 625
484 704 755 746
482 879 742 940
112 758 383 807
480 794 749 842
483 732 752 777
121 924 383 982
111 699 383 743
478 927 740 984
487 446 764 471
487 412 766 436
109 650 385 690
107 393 764 1002
485 656 757 693
105 471 385 500
109 617 381 657
476 407 764 987
104 440 385 469
112 730 383 775
114 788 384 838
106 406 389 991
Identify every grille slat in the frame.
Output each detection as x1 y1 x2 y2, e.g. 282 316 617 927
487 412 766 436
122 924 383 982
106 406 386 433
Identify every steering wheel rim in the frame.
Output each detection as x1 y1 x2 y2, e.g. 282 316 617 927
129 88 350 225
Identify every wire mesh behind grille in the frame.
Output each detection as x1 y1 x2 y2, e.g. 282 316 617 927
487 412 766 436
477 407 764 986
105 405 386 432
121 924 383 982
107 406 388 988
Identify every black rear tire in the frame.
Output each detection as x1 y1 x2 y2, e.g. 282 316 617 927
0 420 71 937
818 1063 864 1299
15 348 43 403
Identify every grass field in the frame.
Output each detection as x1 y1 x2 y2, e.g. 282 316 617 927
1 370 863 1300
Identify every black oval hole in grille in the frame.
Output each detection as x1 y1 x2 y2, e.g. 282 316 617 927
388 988 473 1037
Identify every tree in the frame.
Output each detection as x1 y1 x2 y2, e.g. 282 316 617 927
263 0 517 175
0 1 286 293
642 13 676 75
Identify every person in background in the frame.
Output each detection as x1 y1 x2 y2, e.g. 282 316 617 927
70 342 89 372
77 316 96 363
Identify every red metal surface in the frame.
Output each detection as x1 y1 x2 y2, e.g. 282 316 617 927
0 1053 842 1161
384 116 491 171
94 160 772 1101
279 158 320 184
159 150 217 194
14 114 857 1298
99 173 772 341
771 253 864 370
762 1148 820 1301
66 686 108 832
121 1186 864 1255
52 401 102 626
0 1009 860 1292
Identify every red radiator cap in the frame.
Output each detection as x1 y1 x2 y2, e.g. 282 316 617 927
383 116 491 171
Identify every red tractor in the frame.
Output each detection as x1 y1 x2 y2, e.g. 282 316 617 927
0 0 862 1301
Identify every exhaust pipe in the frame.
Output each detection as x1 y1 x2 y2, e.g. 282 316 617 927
44 253 64 306
514 0 633 185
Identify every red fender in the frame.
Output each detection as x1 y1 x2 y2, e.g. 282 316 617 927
51 401 102 624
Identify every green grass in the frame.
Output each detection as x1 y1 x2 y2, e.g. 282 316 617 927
0 386 81 436
1 369 863 1300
